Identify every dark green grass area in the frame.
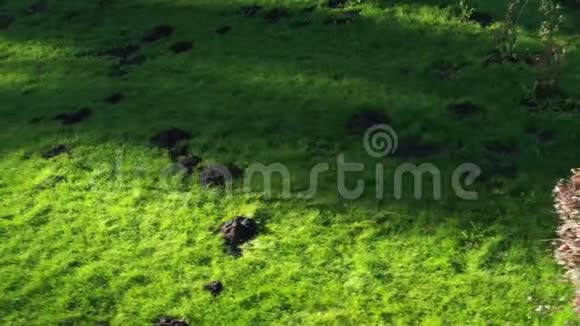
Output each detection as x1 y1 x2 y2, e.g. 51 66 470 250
1 0 580 324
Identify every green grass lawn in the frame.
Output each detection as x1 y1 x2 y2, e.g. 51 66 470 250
1 0 580 324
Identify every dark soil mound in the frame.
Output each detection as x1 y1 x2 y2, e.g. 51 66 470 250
53 108 91 125
170 41 193 53
200 165 231 187
264 8 290 24
150 128 192 149
220 216 258 255
0 14 15 29
346 109 391 134
216 26 232 34
203 281 223 296
469 11 492 27
142 25 174 42
178 155 202 175
42 145 71 159
104 93 124 104
158 317 189 326
240 5 263 17
448 101 483 118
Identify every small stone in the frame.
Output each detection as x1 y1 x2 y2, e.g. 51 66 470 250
203 281 223 296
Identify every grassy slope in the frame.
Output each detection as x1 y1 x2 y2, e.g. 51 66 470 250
1 0 580 324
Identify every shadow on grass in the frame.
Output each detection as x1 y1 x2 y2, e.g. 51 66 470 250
0 0 577 235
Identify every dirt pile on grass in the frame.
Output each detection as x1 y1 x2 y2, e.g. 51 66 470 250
220 216 258 256
203 281 223 296
200 165 231 187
